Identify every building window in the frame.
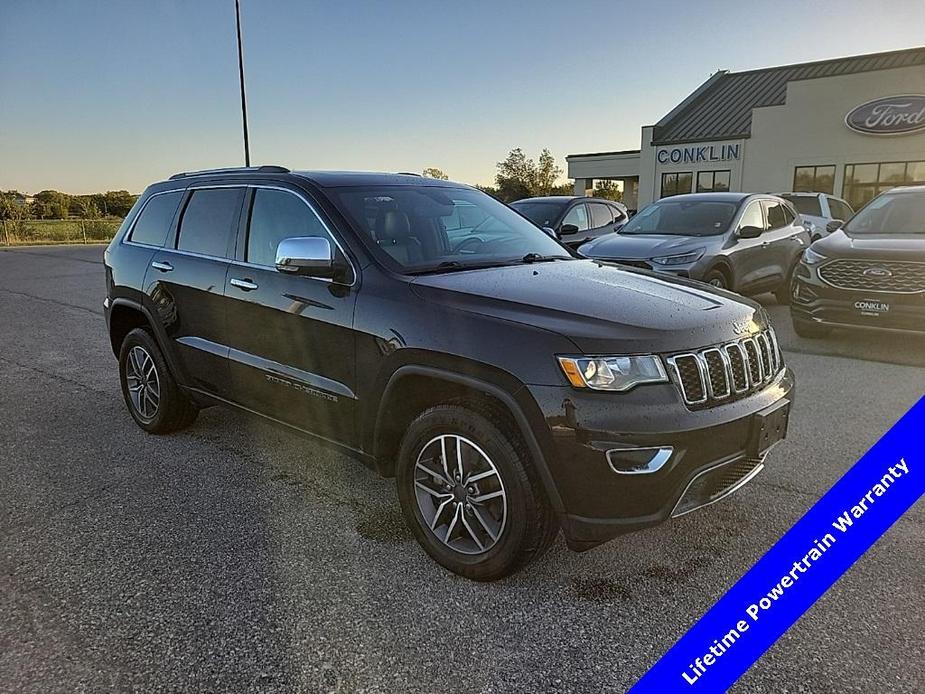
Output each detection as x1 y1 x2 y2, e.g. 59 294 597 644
843 160 925 210
696 170 731 193
661 172 692 198
793 165 835 194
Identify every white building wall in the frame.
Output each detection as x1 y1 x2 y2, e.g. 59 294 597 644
742 64 925 196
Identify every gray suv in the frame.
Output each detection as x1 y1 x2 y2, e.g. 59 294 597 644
578 192 811 303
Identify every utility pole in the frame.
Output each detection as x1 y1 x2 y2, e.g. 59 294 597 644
234 0 251 166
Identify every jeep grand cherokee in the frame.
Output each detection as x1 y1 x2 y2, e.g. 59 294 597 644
104 166 794 581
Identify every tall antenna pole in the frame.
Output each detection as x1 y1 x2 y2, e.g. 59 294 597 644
234 0 251 166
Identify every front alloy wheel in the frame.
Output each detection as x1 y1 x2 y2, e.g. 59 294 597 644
396 404 558 581
413 434 507 554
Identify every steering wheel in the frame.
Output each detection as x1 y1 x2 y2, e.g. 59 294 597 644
454 236 484 254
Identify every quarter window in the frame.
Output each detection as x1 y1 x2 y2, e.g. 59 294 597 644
793 165 835 194
696 170 731 193
660 172 693 198
176 188 244 258
129 191 183 247
561 204 590 231
247 189 332 267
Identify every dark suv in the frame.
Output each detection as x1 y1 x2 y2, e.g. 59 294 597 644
104 167 794 580
510 196 629 249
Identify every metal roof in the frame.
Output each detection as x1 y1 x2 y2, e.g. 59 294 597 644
653 46 925 145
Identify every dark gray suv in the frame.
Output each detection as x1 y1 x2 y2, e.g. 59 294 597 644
578 193 811 303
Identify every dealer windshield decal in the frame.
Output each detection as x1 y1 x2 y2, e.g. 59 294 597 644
629 396 924 693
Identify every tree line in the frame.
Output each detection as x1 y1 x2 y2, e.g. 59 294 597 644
0 189 138 221
423 148 622 203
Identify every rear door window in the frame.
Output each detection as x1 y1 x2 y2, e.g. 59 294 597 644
589 203 614 229
763 200 788 229
129 191 183 247
176 188 245 258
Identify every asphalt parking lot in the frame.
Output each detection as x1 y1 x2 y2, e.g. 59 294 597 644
1 245 923 694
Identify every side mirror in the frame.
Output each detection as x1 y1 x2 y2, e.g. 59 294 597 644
541 226 559 240
275 236 336 277
737 225 763 239
560 223 579 235
826 219 844 233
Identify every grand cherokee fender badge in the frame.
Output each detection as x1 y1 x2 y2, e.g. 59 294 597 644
265 373 338 402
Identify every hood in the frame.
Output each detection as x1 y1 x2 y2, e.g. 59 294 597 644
579 232 717 260
409 259 763 354
814 229 925 260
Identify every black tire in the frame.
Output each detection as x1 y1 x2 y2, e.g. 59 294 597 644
774 264 798 305
791 316 831 339
396 403 557 581
703 269 729 290
118 327 199 433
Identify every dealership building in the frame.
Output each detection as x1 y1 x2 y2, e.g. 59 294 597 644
567 46 925 212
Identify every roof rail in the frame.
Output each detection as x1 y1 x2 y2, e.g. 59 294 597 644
169 165 290 180
396 171 423 176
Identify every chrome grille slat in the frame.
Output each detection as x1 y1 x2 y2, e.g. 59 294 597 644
818 259 925 294
669 328 784 407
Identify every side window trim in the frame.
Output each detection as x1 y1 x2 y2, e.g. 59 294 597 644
236 184 358 287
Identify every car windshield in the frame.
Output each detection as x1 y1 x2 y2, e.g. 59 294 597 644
331 186 573 273
844 191 925 235
510 200 568 227
619 199 738 236
780 194 822 217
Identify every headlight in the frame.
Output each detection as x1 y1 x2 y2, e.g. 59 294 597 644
557 355 668 391
650 248 705 266
802 247 826 265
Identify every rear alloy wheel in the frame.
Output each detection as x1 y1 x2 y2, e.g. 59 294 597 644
119 328 199 433
396 404 557 581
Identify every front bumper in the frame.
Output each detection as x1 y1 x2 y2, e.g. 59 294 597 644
526 367 795 550
791 262 925 333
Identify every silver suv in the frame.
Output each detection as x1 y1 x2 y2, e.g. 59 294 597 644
578 192 811 303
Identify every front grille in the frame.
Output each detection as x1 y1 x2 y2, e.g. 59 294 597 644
819 259 925 293
666 327 783 407
613 259 651 270
672 458 764 517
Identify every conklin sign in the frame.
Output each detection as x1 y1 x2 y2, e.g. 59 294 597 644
657 143 740 165
845 95 925 135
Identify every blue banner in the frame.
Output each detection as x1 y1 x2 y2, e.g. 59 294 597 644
629 396 925 693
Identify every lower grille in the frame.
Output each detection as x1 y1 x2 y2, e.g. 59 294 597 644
667 327 783 407
818 259 925 293
672 458 764 517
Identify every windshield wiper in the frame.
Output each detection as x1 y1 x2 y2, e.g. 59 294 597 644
521 253 568 263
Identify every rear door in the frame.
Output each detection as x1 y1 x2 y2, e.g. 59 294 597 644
761 199 804 288
223 185 359 445
584 201 617 244
145 186 245 398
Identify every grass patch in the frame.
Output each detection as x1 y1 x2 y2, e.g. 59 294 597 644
0 218 122 246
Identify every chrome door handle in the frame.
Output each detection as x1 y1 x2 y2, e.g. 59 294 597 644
230 278 258 291
151 261 173 272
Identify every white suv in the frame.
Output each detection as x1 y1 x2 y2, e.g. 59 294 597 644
778 192 854 241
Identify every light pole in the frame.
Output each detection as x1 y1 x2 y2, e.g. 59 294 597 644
234 0 251 166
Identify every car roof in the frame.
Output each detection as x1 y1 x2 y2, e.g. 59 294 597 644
512 196 624 205
884 184 925 195
160 166 473 190
654 192 752 203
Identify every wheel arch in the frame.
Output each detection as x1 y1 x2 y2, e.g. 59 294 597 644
107 298 187 386
705 258 735 289
373 364 566 518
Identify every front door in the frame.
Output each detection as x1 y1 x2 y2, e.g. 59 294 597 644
224 186 359 445
729 200 771 293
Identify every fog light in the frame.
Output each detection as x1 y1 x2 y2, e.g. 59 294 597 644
606 446 673 475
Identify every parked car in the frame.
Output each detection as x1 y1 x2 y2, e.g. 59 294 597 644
779 192 854 241
510 196 628 249
579 193 811 304
790 185 925 337
104 167 794 580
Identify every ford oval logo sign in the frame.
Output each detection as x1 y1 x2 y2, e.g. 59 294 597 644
863 266 892 278
845 95 925 136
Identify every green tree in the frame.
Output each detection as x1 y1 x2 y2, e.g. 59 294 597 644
422 167 449 180
102 190 137 217
592 180 623 202
494 147 568 202
32 190 70 219
534 149 563 196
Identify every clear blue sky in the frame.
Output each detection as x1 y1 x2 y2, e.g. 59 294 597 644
2 0 924 194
